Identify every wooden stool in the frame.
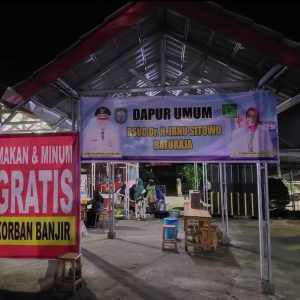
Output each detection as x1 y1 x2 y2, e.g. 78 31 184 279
53 252 83 294
162 225 178 252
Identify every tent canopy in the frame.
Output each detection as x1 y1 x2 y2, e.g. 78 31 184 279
1 1 300 168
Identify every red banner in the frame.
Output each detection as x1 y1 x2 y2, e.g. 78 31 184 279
0 132 80 258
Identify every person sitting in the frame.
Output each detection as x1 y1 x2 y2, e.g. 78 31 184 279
87 189 104 227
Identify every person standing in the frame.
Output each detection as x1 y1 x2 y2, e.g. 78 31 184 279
146 179 157 215
129 183 137 213
155 186 165 211
134 178 145 220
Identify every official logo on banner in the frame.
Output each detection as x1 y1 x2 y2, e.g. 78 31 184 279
115 108 128 124
222 103 237 118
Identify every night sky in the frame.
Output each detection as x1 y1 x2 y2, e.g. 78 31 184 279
0 1 299 87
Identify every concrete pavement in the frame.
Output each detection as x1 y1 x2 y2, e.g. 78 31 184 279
0 197 299 299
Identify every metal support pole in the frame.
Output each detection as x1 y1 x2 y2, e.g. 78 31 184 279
257 163 275 295
71 97 76 131
219 163 225 228
193 162 198 190
203 162 208 209
276 163 282 178
219 163 230 244
91 163 95 194
107 162 116 239
289 170 295 211
125 163 129 218
223 163 229 237
0 104 2 133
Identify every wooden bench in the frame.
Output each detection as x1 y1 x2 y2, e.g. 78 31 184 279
53 252 83 294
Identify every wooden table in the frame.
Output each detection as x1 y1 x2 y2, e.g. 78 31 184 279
183 202 217 251
183 202 212 231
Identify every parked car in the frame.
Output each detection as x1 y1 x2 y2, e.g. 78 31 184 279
268 177 290 210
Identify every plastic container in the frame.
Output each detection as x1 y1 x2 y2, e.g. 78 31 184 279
169 209 180 218
163 217 178 239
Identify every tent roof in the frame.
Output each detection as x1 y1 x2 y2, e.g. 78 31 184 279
1 1 300 160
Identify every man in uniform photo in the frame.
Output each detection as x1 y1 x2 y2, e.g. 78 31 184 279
82 106 121 157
